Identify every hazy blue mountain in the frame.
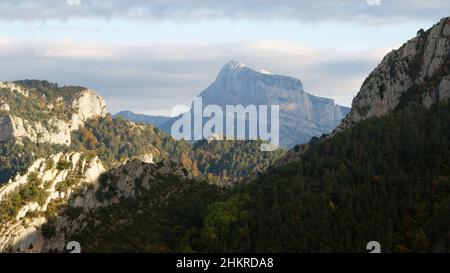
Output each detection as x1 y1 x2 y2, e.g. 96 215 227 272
114 110 171 127
160 61 350 148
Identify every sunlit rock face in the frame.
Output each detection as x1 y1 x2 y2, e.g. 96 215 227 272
337 17 450 132
0 152 105 253
161 61 349 148
0 82 106 146
69 89 107 131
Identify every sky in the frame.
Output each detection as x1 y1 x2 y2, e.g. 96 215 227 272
0 0 449 116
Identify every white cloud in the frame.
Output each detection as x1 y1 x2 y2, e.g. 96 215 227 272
0 38 393 115
66 0 82 7
0 0 447 24
366 0 382 6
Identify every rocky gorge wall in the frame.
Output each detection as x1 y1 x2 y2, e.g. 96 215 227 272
0 82 106 146
0 152 105 252
337 17 450 131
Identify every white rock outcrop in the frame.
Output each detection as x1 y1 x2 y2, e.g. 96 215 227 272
0 82 29 97
134 153 155 164
0 152 105 252
2 116 72 145
69 89 107 130
337 17 450 131
0 102 10 112
0 83 107 145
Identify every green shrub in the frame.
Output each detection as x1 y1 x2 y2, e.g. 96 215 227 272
55 181 69 192
44 158 55 171
56 159 73 171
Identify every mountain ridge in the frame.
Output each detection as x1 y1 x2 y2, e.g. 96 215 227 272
113 110 171 127
70 18 450 253
336 16 450 132
0 80 106 146
1 16 449 253
159 60 350 148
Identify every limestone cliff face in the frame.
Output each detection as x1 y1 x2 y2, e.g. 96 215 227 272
0 81 106 145
0 115 72 145
337 17 450 131
0 152 105 252
133 153 154 164
69 89 107 131
160 61 350 148
206 62 350 147
95 159 191 206
0 82 29 97
0 157 186 253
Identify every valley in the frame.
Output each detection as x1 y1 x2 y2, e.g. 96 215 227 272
0 15 449 253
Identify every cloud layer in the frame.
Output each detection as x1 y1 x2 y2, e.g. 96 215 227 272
0 38 392 115
0 1 444 116
0 0 448 24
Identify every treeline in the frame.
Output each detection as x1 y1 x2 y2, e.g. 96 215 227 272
190 139 285 185
0 139 70 183
0 116 283 188
209 102 450 252
71 115 192 168
0 80 285 185
71 102 450 252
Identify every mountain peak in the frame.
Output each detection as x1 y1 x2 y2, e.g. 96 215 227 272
190 60 349 147
221 61 272 75
225 60 246 70
218 60 275 81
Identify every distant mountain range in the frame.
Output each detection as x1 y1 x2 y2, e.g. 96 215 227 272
118 61 350 148
113 110 170 127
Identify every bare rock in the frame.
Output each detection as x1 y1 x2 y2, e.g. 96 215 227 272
0 85 107 146
336 17 450 132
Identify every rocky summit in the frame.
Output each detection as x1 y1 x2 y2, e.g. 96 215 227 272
337 17 450 131
160 61 349 148
0 80 106 146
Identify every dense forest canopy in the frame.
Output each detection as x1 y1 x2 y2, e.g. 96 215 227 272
70 102 450 253
1 114 284 186
1 79 449 253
